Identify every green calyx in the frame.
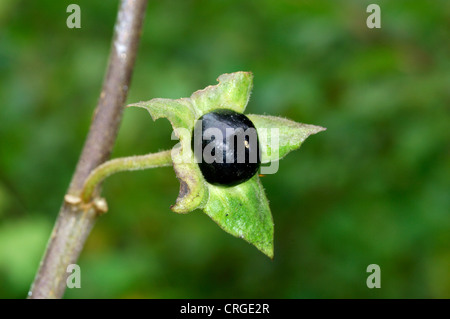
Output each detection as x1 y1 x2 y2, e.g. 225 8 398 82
128 71 325 258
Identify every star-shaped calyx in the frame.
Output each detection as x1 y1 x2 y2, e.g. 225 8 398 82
129 72 325 258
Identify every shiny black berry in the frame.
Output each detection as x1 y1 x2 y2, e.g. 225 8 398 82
192 109 261 186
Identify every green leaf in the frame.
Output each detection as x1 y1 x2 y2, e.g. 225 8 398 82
247 114 326 163
170 145 209 213
190 71 253 116
204 175 274 258
129 98 196 131
128 98 208 213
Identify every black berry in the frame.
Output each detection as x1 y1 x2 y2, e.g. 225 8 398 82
192 109 261 186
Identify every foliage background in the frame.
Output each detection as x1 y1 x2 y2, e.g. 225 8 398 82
0 0 448 298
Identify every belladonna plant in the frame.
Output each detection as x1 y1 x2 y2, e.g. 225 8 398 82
80 71 326 258
29 2 324 299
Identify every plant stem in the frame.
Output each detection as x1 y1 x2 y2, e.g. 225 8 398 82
81 150 173 202
28 0 148 299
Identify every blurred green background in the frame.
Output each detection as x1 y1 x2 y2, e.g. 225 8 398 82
0 0 449 298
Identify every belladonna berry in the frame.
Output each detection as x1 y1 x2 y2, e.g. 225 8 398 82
192 109 261 186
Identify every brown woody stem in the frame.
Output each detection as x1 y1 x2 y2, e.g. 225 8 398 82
28 0 148 299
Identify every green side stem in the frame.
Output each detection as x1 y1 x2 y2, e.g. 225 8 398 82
81 150 173 202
